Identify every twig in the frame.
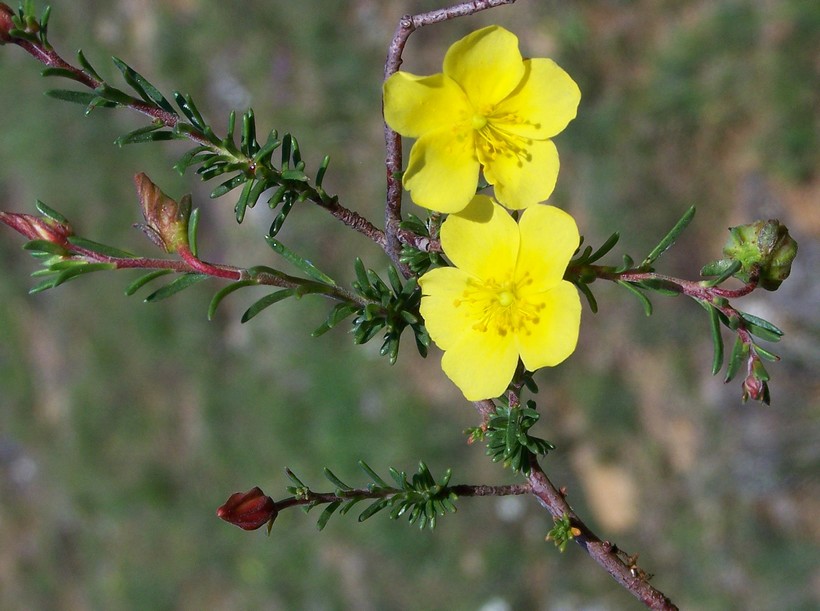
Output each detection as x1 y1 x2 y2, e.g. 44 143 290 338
63 240 369 307
274 481 530 512
526 458 678 611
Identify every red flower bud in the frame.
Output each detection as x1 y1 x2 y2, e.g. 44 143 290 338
742 374 767 403
216 487 277 531
134 173 191 253
0 211 73 245
0 4 14 45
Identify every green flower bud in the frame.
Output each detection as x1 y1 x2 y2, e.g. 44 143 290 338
721 220 798 291
133 173 191 253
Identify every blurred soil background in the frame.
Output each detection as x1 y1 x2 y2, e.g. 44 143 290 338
0 1 817 609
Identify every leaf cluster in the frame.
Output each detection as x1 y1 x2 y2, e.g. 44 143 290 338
568 206 695 316
345 258 430 364
41 48 335 237
546 514 579 553
398 213 444 275
468 400 555 475
701 299 782 404
19 201 124 293
286 461 457 531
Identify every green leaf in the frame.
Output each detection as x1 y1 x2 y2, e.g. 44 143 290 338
315 155 331 187
588 232 620 263
35 200 68 224
265 237 336 286
700 259 742 286
174 92 207 131
124 270 174 296
77 49 103 81
312 303 359 337
707 305 724 375
144 273 209 302
635 278 682 295
67 236 136 258
576 281 599 314
245 177 274 211
284 468 307 489
323 468 352 491
273 196 297 234
210 173 249 199
41 67 86 82
94 83 137 106
234 180 254 224
753 344 780 362
386 265 403 296
641 205 695 268
207 280 257 320
115 123 175 146
358 461 390 489
724 336 748 383
52 262 117 287
188 207 201 258
616 281 653 316
174 145 211 175
45 89 102 106
23 239 67 256
739 313 783 339
316 501 341 531
241 109 259 156
241 289 296 323
29 277 58 294
253 133 282 166
111 57 176 114
358 499 388 522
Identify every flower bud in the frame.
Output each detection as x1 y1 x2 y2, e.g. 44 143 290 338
133 173 191 253
0 211 73 246
216 487 277 531
722 220 798 291
0 4 15 45
742 373 769 404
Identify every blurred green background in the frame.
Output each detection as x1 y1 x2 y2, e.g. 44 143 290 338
1 0 818 609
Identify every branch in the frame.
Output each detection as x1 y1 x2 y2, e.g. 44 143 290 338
382 0 517 274
472 399 679 610
526 459 678 611
2 18 386 247
275 481 530 513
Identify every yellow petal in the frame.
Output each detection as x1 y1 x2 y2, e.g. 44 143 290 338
383 72 471 138
441 328 519 401
404 127 479 213
495 59 581 140
516 281 581 370
443 26 525 109
484 139 559 209
418 266 475 351
516 205 580 290
440 197 518 280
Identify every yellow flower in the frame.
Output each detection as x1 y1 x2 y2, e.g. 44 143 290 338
383 25 580 214
418 196 581 401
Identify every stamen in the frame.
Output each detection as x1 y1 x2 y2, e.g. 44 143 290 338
455 275 542 337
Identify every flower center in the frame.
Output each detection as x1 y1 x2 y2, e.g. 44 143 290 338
456 273 542 337
471 107 534 167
